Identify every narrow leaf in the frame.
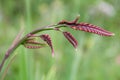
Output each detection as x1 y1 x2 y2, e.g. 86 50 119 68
63 32 78 48
40 34 54 57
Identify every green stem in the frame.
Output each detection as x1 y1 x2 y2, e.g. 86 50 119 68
0 24 64 72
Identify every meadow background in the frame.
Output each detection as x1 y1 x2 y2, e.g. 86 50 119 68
0 0 120 80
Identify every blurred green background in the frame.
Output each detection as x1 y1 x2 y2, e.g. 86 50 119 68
0 0 120 80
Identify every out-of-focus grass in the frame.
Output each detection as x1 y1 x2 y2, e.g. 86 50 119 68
0 0 120 80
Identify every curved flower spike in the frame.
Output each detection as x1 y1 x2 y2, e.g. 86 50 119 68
58 17 115 36
23 37 46 49
40 34 54 57
63 32 78 48
24 44 43 49
71 22 115 36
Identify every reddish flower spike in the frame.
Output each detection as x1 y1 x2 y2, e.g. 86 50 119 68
40 34 54 57
63 32 78 48
24 44 43 49
71 22 115 36
23 37 46 49
58 17 115 36
26 39 46 46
